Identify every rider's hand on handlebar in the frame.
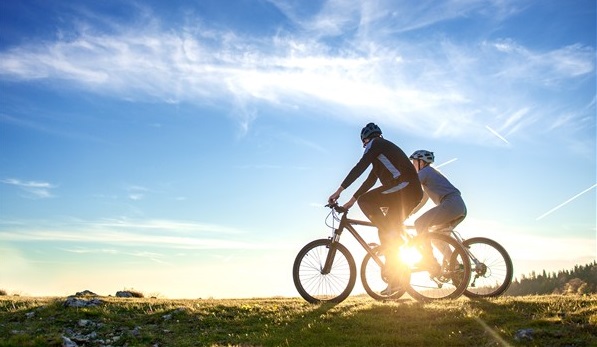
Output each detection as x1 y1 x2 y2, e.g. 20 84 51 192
328 193 339 205
328 187 356 213
326 203 346 213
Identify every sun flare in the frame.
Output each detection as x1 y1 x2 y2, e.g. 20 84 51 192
400 246 423 266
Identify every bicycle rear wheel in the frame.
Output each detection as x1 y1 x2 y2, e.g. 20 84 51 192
293 239 356 303
361 244 406 300
406 233 471 301
461 237 513 298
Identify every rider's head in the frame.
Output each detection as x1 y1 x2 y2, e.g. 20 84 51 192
360 123 382 147
409 150 434 171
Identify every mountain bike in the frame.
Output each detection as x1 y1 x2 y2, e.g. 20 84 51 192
416 223 513 298
292 203 471 303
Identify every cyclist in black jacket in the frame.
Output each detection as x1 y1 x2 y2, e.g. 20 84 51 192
328 123 423 294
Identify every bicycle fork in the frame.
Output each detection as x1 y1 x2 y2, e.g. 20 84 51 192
322 228 342 274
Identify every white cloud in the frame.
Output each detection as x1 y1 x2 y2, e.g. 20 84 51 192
0 217 289 251
0 1 593 143
62 247 169 264
1 178 57 199
126 185 149 201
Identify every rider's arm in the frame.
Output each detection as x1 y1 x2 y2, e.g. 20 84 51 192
352 169 377 199
339 143 376 190
410 190 429 215
335 169 375 209
411 169 429 215
328 186 345 203
332 140 376 205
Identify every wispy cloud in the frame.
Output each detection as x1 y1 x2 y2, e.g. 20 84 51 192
0 217 286 250
62 247 169 264
0 2 593 143
126 185 149 201
92 217 243 234
275 132 328 153
1 178 57 199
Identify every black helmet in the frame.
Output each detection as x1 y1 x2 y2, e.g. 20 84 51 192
360 123 382 141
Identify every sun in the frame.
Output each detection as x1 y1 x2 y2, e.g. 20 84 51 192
399 245 423 266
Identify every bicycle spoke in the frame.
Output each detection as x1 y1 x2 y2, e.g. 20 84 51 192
293 239 356 303
463 238 513 297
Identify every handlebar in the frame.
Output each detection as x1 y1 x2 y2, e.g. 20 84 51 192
325 202 348 214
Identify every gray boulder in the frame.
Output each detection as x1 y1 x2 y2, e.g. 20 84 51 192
115 290 134 298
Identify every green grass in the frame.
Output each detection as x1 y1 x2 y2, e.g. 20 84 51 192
0 295 595 346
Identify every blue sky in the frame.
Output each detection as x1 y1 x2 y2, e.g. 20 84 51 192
0 0 595 298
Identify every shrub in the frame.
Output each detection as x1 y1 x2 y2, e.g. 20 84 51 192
130 290 144 298
122 288 144 298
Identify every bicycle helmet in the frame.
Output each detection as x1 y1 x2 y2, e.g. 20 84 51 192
360 123 382 141
409 150 435 164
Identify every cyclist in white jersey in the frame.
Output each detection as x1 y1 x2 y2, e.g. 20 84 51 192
409 150 467 235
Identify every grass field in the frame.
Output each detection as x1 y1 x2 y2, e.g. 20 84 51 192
0 294 595 346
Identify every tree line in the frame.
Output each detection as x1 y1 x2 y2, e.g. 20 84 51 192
505 261 597 296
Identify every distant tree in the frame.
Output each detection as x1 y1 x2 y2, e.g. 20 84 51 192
0 289 6 296
505 261 596 296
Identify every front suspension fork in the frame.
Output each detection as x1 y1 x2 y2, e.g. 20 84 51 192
322 230 341 274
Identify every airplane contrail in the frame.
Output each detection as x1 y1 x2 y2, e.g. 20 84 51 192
435 158 458 168
536 183 597 221
485 125 510 145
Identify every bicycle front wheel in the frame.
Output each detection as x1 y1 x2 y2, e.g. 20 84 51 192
461 237 513 298
406 233 471 301
292 239 356 303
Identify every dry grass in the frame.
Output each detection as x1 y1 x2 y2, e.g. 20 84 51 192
0 294 595 346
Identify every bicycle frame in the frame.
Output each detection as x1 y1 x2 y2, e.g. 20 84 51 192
406 224 484 271
289 204 479 303
322 210 385 274
295 200 514 302
322 206 476 277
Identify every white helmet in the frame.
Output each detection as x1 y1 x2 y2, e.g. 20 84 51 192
409 150 435 163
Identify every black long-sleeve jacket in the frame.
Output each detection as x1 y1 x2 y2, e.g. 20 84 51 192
340 137 420 199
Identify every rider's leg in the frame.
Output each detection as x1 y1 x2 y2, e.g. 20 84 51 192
358 186 401 268
383 184 420 260
414 194 467 234
358 187 404 288
415 206 449 259
358 184 420 250
358 186 394 235
359 184 423 288
414 194 467 264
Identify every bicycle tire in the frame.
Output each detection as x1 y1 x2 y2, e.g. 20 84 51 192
293 239 356 303
461 237 513 298
406 233 471 301
361 244 406 300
